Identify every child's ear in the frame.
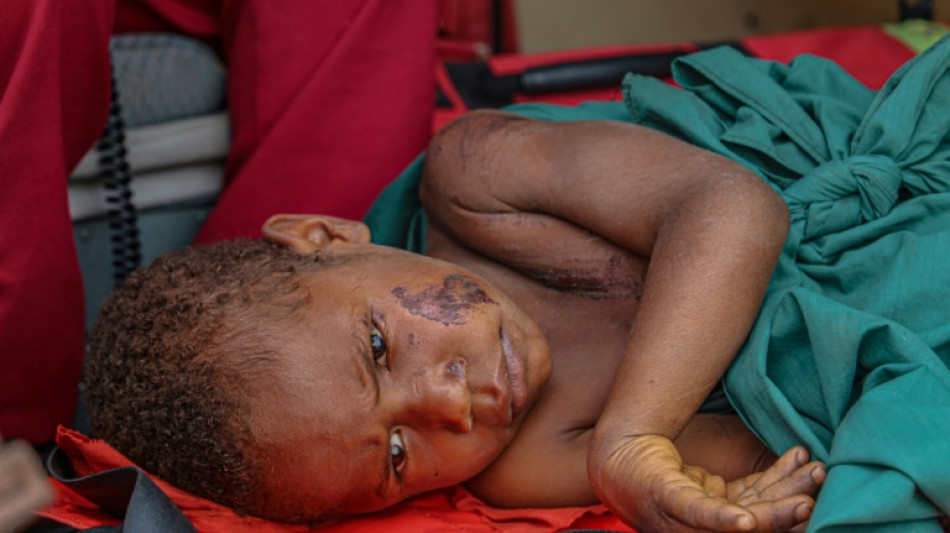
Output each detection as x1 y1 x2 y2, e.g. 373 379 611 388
262 214 371 253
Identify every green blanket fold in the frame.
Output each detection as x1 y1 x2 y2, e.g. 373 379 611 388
365 36 950 532
623 37 950 532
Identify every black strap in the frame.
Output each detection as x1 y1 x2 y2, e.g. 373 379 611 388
45 446 196 533
443 41 750 110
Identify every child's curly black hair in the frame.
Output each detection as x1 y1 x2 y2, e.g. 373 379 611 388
83 239 342 516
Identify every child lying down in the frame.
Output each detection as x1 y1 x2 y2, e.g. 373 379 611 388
83 110 825 532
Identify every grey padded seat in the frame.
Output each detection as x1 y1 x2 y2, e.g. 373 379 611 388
70 33 229 331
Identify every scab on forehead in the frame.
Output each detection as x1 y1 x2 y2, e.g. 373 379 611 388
391 274 497 327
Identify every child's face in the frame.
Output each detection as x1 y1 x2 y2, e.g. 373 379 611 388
249 243 552 520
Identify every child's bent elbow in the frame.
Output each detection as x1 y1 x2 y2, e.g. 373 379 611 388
756 184 791 255
720 167 790 255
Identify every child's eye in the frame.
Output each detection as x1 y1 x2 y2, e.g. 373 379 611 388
370 324 388 369
389 431 406 476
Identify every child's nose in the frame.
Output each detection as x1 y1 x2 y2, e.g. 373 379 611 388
398 359 473 433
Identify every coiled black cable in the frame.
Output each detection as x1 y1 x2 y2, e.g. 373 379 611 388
96 63 142 288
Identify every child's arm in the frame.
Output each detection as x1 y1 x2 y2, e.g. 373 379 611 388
421 110 820 531
463 409 818 517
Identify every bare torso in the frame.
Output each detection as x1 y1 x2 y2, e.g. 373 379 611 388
426 208 774 509
426 221 644 435
417 110 779 508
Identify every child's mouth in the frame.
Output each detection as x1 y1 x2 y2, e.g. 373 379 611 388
501 327 528 419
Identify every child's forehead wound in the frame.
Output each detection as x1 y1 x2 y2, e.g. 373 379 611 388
390 274 496 327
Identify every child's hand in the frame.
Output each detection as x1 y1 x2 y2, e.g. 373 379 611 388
590 434 825 533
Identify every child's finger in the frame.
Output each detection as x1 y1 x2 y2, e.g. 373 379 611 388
747 446 809 491
664 485 758 532
756 461 825 501
724 447 799 500
745 495 816 532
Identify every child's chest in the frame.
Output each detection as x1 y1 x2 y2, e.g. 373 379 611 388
492 268 642 428
426 226 646 428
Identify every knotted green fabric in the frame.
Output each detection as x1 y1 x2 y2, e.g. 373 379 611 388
365 36 950 532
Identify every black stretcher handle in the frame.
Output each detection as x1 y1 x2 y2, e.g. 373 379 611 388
459 42 743 108
519 50 685 93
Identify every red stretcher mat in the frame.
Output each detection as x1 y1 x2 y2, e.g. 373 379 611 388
38 23 937 533
39 428 631 532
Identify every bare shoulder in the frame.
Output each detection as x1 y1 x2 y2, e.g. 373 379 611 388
428 108 531 147
419 110 649 298
419 107 786 296
419 109 544 216
419 107 771 223
424 108 533 168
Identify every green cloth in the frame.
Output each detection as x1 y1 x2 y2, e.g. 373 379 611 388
624 37 950 532
365 36 950 531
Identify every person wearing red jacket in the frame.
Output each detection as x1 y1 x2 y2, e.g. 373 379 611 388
0 0 437 445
